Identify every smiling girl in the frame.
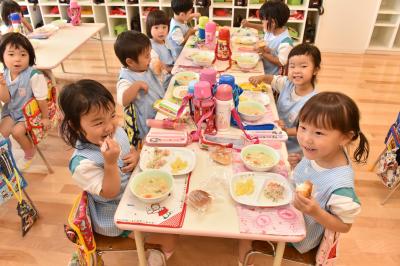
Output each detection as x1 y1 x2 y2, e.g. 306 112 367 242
249 43 321 156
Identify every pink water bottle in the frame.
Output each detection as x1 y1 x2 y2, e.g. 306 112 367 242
199 68 217 88
205 21 217 50
193 81 216 135
68 0 81 26
215 84 233 131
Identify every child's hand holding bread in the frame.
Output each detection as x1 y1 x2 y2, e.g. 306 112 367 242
293 180 321 216
296 180 313 198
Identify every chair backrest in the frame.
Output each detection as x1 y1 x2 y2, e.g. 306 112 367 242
22 78 60 145
315 229 340 266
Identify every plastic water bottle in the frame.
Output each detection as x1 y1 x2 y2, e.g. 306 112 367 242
198 16 208 41
215 84 233 131
205 21 217 50
9 12 22 33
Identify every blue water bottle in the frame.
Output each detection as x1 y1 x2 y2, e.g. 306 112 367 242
9 12 22 33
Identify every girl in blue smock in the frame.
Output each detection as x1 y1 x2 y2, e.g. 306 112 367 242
59 79 177 265
146 10 175 91
249 43 321 159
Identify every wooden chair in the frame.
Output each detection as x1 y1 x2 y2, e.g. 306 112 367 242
22 77 59 174
65 192 166 266
243 229 340 266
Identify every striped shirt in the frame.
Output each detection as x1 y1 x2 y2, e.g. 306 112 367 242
69 127 132 237
292 155 361 253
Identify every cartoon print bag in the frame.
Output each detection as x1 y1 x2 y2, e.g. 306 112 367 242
22 78 59 145
123 103 141 148
64 191 99 266
377 112 400 188
0 136 39 236
0 136 27 205
315 229 340 266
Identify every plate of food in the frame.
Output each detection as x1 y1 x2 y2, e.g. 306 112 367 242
172 85 189 100
233 35 258 45
239 91 270 106
239 82 269 92
139 147 196 175
174 71 199 86
230 172 293 207
187 51 215 67
233 27 258 37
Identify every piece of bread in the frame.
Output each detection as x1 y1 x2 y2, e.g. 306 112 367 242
296 180 313 198
187 190 211 209
210 146 232 165
256 41 266 49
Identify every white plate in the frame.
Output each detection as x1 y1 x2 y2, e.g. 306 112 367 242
139 147 196 175
230 172 293 207
172 85 189 100
239 91 270 106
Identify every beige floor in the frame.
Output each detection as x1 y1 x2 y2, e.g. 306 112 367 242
0 41 399 266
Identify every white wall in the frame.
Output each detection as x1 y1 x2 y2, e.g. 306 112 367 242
315 0 381 53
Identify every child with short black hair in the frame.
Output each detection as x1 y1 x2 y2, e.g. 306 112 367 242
146 9 174 90
168 0 200 59
242 0 293 75
114 30 165 146
59 79 177 266
1 0 33 35
0 32 49 170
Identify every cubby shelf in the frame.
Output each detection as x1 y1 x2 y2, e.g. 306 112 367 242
18 0 318 42
368 0 400 51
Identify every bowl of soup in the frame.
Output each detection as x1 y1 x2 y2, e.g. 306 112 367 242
130 170 174 203
234 53 259 70
241 144 280 172
191 51 214 67
238 100 266 122
174 71 199 86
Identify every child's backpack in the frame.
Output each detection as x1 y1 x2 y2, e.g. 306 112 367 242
0 136 38 236
123 103 141 148
64 191 99 266
22 73 60 145
315 229 340 266
377 112 400 188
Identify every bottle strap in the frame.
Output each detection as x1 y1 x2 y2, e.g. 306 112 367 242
231 108 260 144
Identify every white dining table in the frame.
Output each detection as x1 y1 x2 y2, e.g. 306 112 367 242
33 23 108 73
114 69 306 266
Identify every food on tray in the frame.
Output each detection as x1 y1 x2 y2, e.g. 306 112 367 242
175 71 198 86
296 180 313 198
263 181 285 202
170 157 188 174
146 148 170 169
239 82 268 92
173 85 188 100
210 146 232 165
187 189 212 209
235 36 257 45
238 105 264 116
244 151 275 168
234 176 255 196
134 175 170 199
